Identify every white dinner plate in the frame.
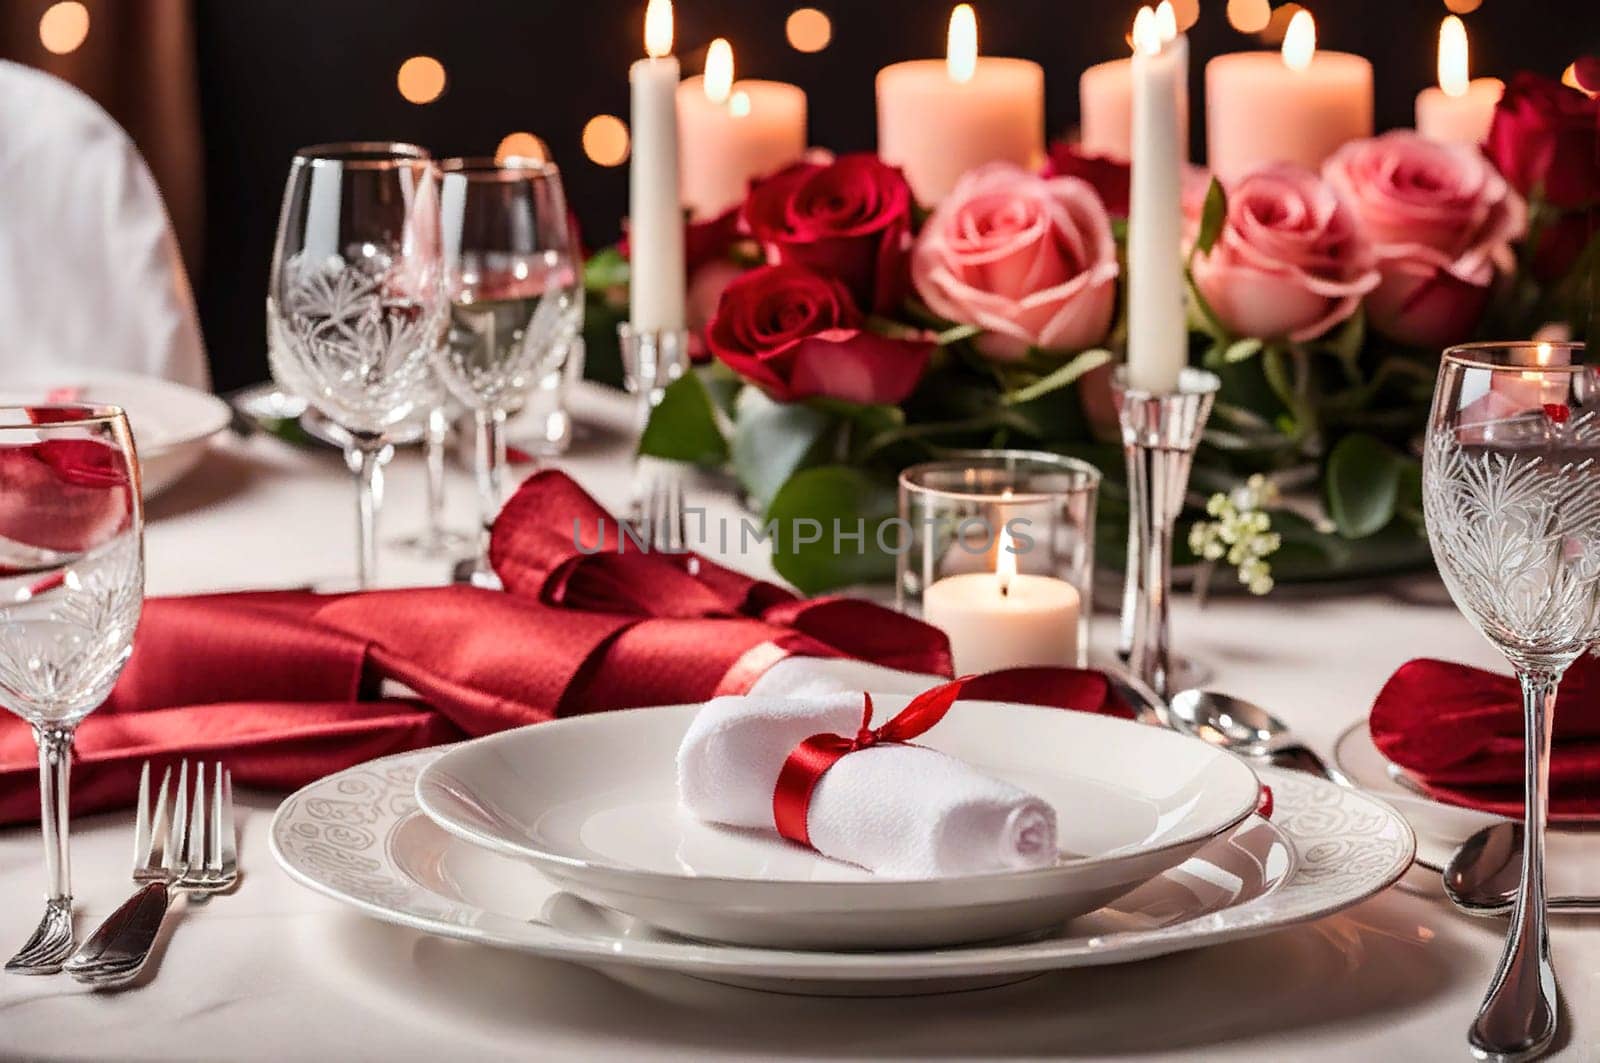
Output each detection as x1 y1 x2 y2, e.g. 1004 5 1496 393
272 749 1414 995
413 700 1263 949
2 369 231 497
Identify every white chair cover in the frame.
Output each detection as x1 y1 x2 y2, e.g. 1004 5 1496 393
0 61 209 390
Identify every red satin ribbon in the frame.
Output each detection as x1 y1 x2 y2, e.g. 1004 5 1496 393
772 676 970 847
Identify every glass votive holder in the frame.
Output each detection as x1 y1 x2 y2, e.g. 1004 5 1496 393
897 451 1100 672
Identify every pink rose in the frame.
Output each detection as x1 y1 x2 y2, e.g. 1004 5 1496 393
1191 163 1380 342
1324 131 1526 347
912 163 1119 362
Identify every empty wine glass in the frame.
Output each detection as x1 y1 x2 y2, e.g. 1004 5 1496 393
435 157 582 585
267 142 444 588
1422 341 1597 1061
0 405 143 973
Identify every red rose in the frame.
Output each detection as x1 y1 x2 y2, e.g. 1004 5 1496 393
1484 73 1599 212
706 263 933 405
1042 143 1130 218
741 154 914 315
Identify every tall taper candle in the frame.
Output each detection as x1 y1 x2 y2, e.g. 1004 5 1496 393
629 0 686 331
1126 5 1187 394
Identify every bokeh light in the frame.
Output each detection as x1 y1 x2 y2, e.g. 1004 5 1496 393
1225 0 1270 35
397 56 446 105
495 132 549 165
1259 2 1305 45
786 8 832 53
1443 0 1484 13
1169 0 1201 33
38 2 89 55
1564 60 1600 98
582 115 630 167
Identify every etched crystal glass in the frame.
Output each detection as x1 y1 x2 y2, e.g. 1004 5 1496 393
267 142 444 588
436 157 581 585
1421 341 1595 1060
0 405 144 973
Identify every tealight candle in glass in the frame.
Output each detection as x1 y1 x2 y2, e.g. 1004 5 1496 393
898 452 1099 672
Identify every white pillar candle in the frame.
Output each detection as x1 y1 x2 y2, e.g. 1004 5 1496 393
1415 16 1502 146
1079 58 1192 164
628 0 686 332
1126 5 1187 395
1205 11 1374 182
876 5 1044 205
923 530 1080 674
677 39 808 220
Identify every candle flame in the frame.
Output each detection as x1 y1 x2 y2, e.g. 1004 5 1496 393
729 89 751 117
1438 16 1470 97
947 4 977 84
644 0 672 58
1131 6 1161 56
1155 0 1178 42
704 37 733 103
1282 9 1315 71
996 524 1016 596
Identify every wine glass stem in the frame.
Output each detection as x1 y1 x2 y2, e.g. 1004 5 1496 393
423 406 450 547
349 438 384 590
474 407 508 580
1470 665 1560 1059
33 724 73 904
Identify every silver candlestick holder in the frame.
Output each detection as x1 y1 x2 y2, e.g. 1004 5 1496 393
1114 366 1220 700
617 323 692 528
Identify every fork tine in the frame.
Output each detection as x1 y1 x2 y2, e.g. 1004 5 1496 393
219 769 236 877
131 762 151 871
149 766 172 871
207 763 223 873
168 760 188 871
186 762 206 871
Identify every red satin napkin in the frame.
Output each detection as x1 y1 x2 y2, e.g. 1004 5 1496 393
0 470 1131 825
1370 656 1600 820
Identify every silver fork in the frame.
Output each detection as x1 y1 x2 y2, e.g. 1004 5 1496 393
63 761 237 988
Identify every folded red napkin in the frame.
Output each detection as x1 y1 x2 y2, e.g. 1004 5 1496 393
0 471 1130 824
1371 656 1600 820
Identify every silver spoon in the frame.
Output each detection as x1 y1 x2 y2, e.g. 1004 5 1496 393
1444 821 1600 916
1166 689 1354 785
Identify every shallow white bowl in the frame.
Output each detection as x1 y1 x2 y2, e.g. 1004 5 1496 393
2 369 231 498
415 699 1262 949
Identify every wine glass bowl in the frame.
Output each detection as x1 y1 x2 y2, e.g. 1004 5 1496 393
1421 341 1593 1061
267 142 445 587
0 404 144 973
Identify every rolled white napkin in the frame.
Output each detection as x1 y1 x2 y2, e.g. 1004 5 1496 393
676 692 1058 878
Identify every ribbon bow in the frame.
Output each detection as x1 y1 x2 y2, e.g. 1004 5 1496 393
772 676 971 848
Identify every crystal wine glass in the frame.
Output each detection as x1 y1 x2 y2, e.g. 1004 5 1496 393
0 405 143 973
267 142 444 588
1422 341 1597 1061
435 156 582 585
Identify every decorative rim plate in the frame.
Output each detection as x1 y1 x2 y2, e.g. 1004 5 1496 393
271 749 1415 990
411 701 1264 948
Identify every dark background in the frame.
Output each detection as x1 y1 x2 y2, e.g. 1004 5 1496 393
12 0 1600 389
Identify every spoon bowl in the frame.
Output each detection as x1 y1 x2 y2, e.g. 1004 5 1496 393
1443 821 1600 917
1168 690 1284 756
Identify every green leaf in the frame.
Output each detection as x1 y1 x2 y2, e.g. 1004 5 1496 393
583 246 630 292
1324 433 1404 539
1001 348 1112 406
934 323 983 346
731 390 834 511
637 374 729 465
1194 178 1227 256
1222 338 1263 364
765 466 898 593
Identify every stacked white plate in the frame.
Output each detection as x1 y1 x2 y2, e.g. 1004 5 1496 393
2 369 231 498
271 697 1415 994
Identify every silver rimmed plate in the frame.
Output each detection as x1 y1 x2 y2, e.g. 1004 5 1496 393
271 749 1413 995
413 701 1264 949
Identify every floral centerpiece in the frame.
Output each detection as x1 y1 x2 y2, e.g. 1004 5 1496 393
582 71 1598 594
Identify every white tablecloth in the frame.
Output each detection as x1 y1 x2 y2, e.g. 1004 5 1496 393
0 384 1595 1061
